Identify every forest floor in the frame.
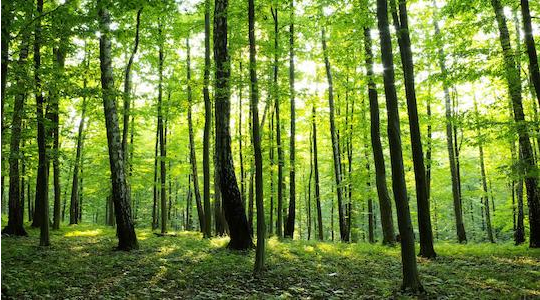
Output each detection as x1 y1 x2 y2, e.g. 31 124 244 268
1 224 539 299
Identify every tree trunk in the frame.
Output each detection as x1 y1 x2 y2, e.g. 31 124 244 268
491 0 540 248
269 93 275 235
285 0 296 239
377 0 422 291
158 25 168 234
248 0 266 272
2 18 30 236
202 0 212 238
321 26 348 242
239 63 246 211
70 92 87 225
363 27 395 245
520 0 540 106
312 105 323 240
152 119 159 230
122 8 142 165
390 0 435 258
432 2 467 243
98 0 138 250
214 0 253 249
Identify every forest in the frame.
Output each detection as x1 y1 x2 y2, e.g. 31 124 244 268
1 0 540 298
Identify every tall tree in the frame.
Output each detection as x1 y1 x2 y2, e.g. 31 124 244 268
98 0 138 250
70 81 87 225
312 105 323 240
284 0 296 239
520 0 540 105
158 23 168 234
376 0 422 291
186 35 204 234
34 0 50 246
2 8 31 236
321 25 348 242
474 98 494 243
248 0 266 272
122 8 142 168
491 0 540 248
214 0 253 249
363 26 395 245
432 2 467 243
202 0 212 239
390 0 435 258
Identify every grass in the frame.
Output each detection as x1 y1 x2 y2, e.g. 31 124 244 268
2 223 539 299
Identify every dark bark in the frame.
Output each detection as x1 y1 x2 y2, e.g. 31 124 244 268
321 26 348 242
432 2 466 243
363 27 395 245
2 18 31 237
248 0 265 272
214 0 253 249
202 0 212 238
269 94 275 235
390 0 435 258
152 119 159 230
284 0 296 239
377 0 422 291
520 0 540 106
239 63 246 212
98 0 138 250
158 25 167 234
312 105 323 240
492 0 540 248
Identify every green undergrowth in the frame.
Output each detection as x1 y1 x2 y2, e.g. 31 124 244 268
2 223 539 299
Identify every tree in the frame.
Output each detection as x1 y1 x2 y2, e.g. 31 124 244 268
158 23 168 235
491 0 540 248
70 81 87 225
248 0 266 272
321 25 348 242
432 2 467 243
363 26 395 245
376 0 422 291
2 6 31 236
214 0 253 250
202 0 212 239
520 0 540 106
98 0 138 250
284 0 296 239
390 0 435 258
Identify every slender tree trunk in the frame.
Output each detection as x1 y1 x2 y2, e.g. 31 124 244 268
158 25 168 234
432 2 467 243
248 0 265 271
363 27 395 245
321 26 348 242
70 92 87 225
377 0 422 291
186 36 204 234
34 0 50 246
152 120 159 230
390 0 435 258
312 105 323 240
98 0 138 250
214 0 253 249
122 8 142 166
492 0 540 248
202 0 212 238
520 0 540 106
2 17 30 236
307 132 313 240
473 98 494 242
239 63 246 210
269 97 275 235
285 0 296 239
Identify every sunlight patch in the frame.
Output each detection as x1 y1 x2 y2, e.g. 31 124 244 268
64 229 102 237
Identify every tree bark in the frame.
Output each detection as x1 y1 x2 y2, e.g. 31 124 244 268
202 0 212 238
390 0 435 258
70 86 87 225
312 105 323 240
363 27 395 245
321 26 348 242
491 0 540 248
98 0 138 250
285 0 296 239
214 0 253 249
2 16 31 236
377 0 422 291
158 24 168 234
520 0 540 106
